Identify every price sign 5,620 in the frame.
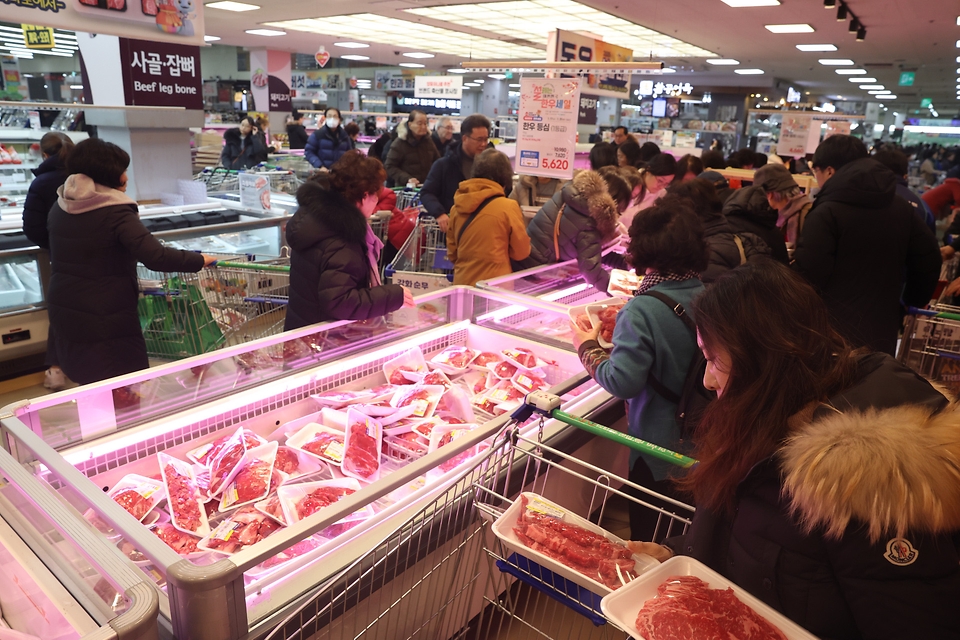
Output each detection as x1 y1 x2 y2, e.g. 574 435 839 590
541 158 569 171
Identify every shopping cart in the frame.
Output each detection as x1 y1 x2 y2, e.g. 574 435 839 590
195 166 302 195
899 301 960 397
394 186 422 211
262 381 696 640
198 259 291 347
385 217 454 294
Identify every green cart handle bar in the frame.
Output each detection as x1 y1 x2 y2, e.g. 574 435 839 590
513 391 698 469
207 261 290 273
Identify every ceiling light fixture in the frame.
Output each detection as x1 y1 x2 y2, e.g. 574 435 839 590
706 58 740 65
447 68 468 73
856 27 866 41
848 77 876 82
734 68 765 74
848 19 859 33
859 84 884 89
488 74 507 79
474 78 485 83
824 0 836 7
509 83 521 87
765 24 815 33
819 58 854 65
204 35 221 42
721 0 780 6
837 4 847 20
867 90 888 94
796 44 837 51
836 69 866 74
334 42 370 49
403 52 435 59
398 62 424 68
341 55 369 61
206 1 259 11
245 29 285 36
660 68 676 73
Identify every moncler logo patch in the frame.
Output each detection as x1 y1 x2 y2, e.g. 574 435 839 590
884 538 918 566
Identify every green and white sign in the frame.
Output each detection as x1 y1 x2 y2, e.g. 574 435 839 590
899 72 915 86
920 98 933 108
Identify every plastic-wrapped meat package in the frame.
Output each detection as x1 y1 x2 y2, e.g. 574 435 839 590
574 313 594 332
491 360 519 380
383 347 427 384
218 442 278 511
108 475 164 522
635 576 788 640
274 446 301 475
276 478 371 525
200 507 282 555
295 485 356 520
436 385 476 423
207 428 249 497
391 385 443 420
512 370 547 394
501 347 546 370
189 428 263 466
387 431 428 455
256 537 323 571
310 389 374 409
158 453 210 536
471 352 502 369
289 424 345 465
430 346 477 373
421 369 454 389
341 410 383 482
256 494 288 525
429 425 479 474
150 523 201 556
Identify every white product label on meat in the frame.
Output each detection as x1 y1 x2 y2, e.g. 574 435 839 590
409 399 430 417
322 440 345 462
527 498 565 520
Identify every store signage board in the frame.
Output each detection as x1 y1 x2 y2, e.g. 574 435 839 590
27 110 40 130
899 72 915 87
825 121 851 138
250 49 291 112
577 94 598 125
1 0 205 47
119 37 202 109
291 71 343 92
239 173 271 212
920 98 933 108
516 77 581 180
21 25 54 50
777 114 812 158
414 75 463 99
548 29 632 99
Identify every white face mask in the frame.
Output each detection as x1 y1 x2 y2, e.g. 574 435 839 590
325 118 340 129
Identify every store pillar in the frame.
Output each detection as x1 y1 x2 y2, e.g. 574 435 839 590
480 79 509 119
248 49 292 142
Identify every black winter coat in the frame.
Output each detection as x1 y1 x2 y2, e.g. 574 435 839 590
700 215 771 283
667 353 960 640
526 171 620 293
47 175 205 384
284 182 404 331
221 128 269 170
722 185 789 264
384 122 440 187
286 123 309 150
420 142 469 220
22 155 67 249
304 126 352 169
793 158 941 356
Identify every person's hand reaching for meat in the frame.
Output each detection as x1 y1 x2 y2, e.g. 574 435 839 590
401 286 416 308
570 318 600 351
627 541 674 563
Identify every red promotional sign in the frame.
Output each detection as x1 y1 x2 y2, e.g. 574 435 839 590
119 37 202 109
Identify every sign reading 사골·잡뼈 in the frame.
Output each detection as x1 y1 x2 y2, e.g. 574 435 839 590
119 37 202 110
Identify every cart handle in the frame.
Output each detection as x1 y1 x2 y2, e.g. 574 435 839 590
208 261 290 272
906 306 960 322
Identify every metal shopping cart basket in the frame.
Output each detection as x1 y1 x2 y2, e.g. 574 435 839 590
262 380 696 640
385 217 454 294
197 258 291 347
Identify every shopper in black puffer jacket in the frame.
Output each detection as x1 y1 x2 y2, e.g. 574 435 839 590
284 151 412 331
23 132 73 249
384 111 440 188
526 169 631 293
666 178 770 283
221 117 271 170
304 108 352 170
48 139 212 385
722 183 789 264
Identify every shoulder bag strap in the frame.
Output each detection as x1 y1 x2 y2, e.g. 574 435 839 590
553 204 566 261
638 290 696 404
733 234 747 265
456 195 504 244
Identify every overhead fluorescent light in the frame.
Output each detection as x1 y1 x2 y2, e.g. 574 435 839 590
245 29 285 36
835 69 866 74
819 58 854 65
403 52 435 59
796 44 837 51
398 62 425 68
474 78 486 83
488 74 507 79
734 68 765 74
69 85 83 90
859 84 884 89
848 77 876 82
464 83 480 87
509 83 521 87
334 42 370 49
867 90 888 94
204 35 221 42
722 0 780 5
447 68 468 74
878 94 896 99
530 59 548 63
706 59 740 65
206 1 259 11
765 24 815 33
341 55 369 61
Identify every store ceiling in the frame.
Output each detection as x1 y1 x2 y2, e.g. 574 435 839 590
205 0 956 114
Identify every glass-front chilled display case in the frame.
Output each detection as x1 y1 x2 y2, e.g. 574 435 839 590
0 287 629 639
476 259 622 312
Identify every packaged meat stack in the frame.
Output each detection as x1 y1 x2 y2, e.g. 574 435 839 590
255 493 288 526
206 428 251 497
390 385 444 420
429 346 477 375
341 409 383 482
187 428 265 466
383 347 428 385
469 351 503 371
106 475 165 522
512 369 548 395
286 423 346 467
428 424 480 477
458 369 495 397
495 493 658 595
310 389 375 410
149 523 203 557
435 384 476 423
608 269 641 299
488 359 519 380
421 369 455 390
218 442 279 512
158 453 211 537
383 430 429 459
199 506 282 555
475 381 527 416
272 445 325 483
276 477 373 525
501 347 552 372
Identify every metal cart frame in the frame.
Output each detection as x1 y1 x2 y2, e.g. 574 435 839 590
385 217 454 294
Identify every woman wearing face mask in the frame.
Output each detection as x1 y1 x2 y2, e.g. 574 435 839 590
619 152 678 230
304 108 353 171
630 259 960 640
221 116 271 170
284 151 414 330
446 149 530 286
384 109 440 188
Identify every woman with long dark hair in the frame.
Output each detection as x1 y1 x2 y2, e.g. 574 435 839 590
632 259 960 639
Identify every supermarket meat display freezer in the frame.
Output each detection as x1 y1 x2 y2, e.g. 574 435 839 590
476 258 623 312
0 287 630 639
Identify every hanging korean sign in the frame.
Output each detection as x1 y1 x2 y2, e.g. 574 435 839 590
414 75 463 99
21 24 54 49
516 77 581 180
548 29 632 99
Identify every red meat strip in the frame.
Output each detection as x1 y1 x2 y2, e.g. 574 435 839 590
422 370 453 388
389 367 419 384
296 486 356 520
437 347 476 369
301 432 344 460
635 576 788 640
398 387 431 407
206 507 280 553
152 523 199 555
343 423 379 478
163 464 202 532
113 489 151 520
575 313 593 332
233 460 272 504
275 446 300 474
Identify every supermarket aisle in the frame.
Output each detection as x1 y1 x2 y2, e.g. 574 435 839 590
0 371 60 408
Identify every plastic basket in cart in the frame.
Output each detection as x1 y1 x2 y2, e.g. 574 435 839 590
600 555 819 640
496 553 608 626
138 278 224 357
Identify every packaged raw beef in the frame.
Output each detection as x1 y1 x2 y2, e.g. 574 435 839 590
501 347 549 371
428 424 480 475
108 475 164 522
385 431 429 456
490 360 519 380
608 269 641 299
470 351 502 370
458 369 495 397
390 385 444 420
430 346 477 373
512 370 548 395
274 446 301 475
188 428 264 466
287 423 346 466
436 385 476 423
587 301 625 348
634 575 787 640
219 442 278 512
421 369 455 389
206 428 250 497
341 409 383 482
253 537 323 574
276 478 372 525
149 523 202 556
158 453 211 536
255 494 288 526
199 507 282 555
411 417 445 441
310 389 375 409
383 347 427 384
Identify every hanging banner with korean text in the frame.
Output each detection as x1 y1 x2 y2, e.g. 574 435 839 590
577 94 598 125
1 0 206 47
548 29 632 100
777 114 812 158
516 77 581 180
414 75 463 99
250 49 291 112
824 120 851 139
119 37 202 109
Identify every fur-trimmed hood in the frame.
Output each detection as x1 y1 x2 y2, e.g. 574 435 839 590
562 170 619 238
287 180 368 250
782 399 960 543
